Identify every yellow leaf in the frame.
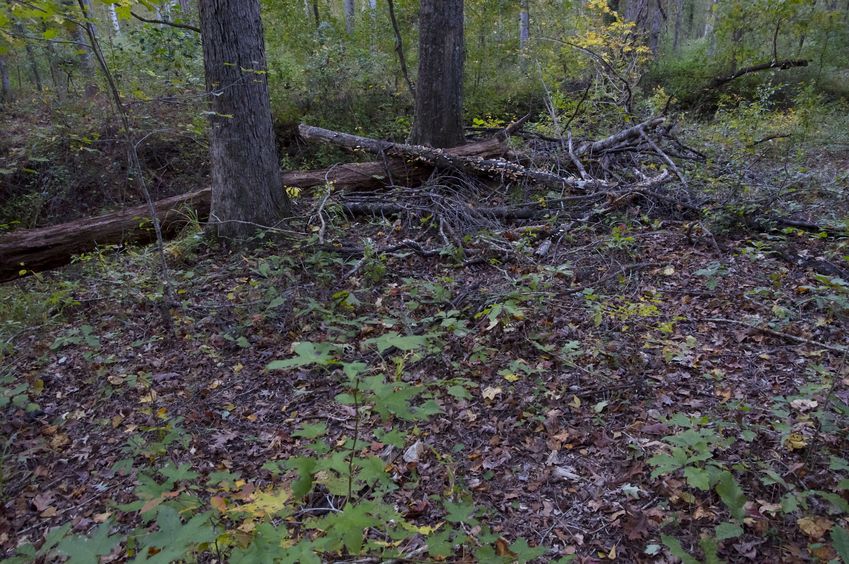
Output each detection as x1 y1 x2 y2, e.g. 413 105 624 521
570 395 582 409
401 521 443 535
607 544 617 559
233 487 291 519
232 363 244 373
662 266 675 276
210 496 227 513
139 390 157 403
797 515 832 540
784 433 807 451
503 373 520 383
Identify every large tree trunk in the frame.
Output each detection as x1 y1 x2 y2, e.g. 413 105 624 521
198 0 290 240
411 0 465 148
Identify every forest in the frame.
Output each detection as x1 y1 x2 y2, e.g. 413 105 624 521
1 0 849 562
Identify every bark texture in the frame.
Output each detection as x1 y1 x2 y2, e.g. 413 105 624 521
198 0 290 240
0 190 211 282
411 0 465 148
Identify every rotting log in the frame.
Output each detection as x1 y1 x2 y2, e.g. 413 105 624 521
0 189 211 283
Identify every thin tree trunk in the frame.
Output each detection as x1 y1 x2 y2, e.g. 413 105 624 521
344 0 355 34
519 0 529 51
109 4 121 35
198 0 291 241
312 0 320 27
672 0 682 50
704 0 718 55
4 0 43 91
411 0 465 148
387 0 415 100
0 56 10 102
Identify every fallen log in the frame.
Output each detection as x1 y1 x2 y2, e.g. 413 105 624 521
299 123 613 191
709 59 809 89
0 189 211 282
0 133 513 282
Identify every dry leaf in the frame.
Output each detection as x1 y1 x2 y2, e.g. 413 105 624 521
482 386 502 400
784 433 807 451
797 515 832 540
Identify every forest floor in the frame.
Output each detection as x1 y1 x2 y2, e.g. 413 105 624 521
2 107 849 561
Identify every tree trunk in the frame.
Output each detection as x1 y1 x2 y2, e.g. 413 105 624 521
519 0 529 51
198 0 291 240
0 56 10 102
344 0 355 34
672 0 683 50
410 0 465 148
109 4 121 35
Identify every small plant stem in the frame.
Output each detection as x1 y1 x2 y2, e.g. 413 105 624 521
347 376 360 502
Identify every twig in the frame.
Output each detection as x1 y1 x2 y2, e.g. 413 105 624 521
639 127 687 188
699 318 849 354
130 11 201 33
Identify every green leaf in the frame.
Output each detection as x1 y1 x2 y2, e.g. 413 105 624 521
267 341 339 370
364 332 428 353
684 466 712 491
286 457 318 498
715 471 746 521
57 523 122 564
715 521 744 540
159 462 199 483
660 534 698 564
447 384 472 399
311 503 376 554
700 535 721 564
444 500 476 524
510 537 547 563
649 446 688 478
829 456 849 472
816 491 849 514
832 526 849 564
294 422 327 439
427 530 454 559
135 507 216 563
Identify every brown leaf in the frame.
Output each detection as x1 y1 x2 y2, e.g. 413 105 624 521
797 515 832 540
495 538 515 558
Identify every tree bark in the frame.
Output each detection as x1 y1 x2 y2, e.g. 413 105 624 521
0 56 10 102
109 4 121 35
411 0 465 148
0 190 211 283
198 0 290 240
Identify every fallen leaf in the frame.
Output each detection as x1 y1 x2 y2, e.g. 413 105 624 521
797 515 832 540
482 386 502 400
403 440 425 464
784 433 807 451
